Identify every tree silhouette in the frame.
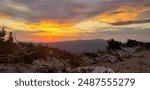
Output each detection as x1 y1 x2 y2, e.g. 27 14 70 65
0 25 6 44
6 32 14 44
126 39 139 47
107 39 122 50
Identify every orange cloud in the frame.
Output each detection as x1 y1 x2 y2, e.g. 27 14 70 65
93 5 150 23
0 12 12 19
26 20 74 31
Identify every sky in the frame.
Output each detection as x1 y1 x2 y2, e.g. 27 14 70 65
0 0 150 42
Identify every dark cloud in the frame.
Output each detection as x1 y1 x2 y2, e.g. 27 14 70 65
110 11 124 14
0 0 149 23
110 19 150 26
0 0 127 22
1 0 102 22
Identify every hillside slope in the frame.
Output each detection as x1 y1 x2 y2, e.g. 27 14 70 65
43 39 107 53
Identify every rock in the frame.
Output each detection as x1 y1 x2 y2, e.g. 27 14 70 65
101 54 117 63
122 47 136 54
115 47 137 59
81 56 95 64
91 67 114 73
68 66 114 73
108 55 117 63
115 47 145 59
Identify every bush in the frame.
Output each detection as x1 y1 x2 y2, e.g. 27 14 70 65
126 39 150 48
23 52 38 64
107 39 122 50
126 39 139 47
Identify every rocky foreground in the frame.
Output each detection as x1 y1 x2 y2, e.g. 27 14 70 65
0 46 149 73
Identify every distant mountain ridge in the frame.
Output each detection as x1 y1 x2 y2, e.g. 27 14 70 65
41 39 107 53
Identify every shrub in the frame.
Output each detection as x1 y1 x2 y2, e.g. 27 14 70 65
107 39 122 50
23 52 38 64
126 39 139 47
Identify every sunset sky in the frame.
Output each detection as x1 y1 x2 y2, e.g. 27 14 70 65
0 0 150 42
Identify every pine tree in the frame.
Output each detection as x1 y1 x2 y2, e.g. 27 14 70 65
7 32 14 44
0 25 6 44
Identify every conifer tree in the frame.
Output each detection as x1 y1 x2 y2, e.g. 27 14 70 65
0 25 6 44
7 32 14 44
